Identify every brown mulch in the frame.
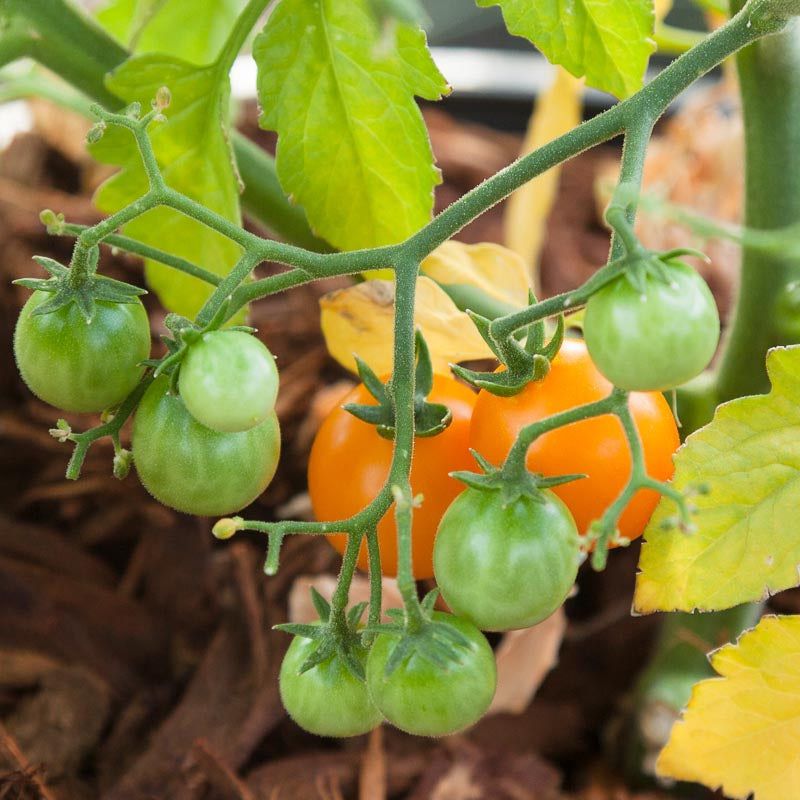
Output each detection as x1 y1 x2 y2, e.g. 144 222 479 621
0 100 740 800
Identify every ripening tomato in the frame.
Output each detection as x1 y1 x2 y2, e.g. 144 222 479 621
308 375 476 578
583 261 720 391
469 338 679 543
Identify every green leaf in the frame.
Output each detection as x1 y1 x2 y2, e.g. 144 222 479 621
91 54 242 319
253 0 448 251
635 346 800 613
476 0 655 99
96 0 244 64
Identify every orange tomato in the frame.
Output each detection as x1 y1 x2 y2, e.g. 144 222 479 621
469 338 679 544
308 375 476 578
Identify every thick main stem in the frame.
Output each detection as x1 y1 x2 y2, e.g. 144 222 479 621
715 14 800 400
4 0 127 107
388 262 424 630
626 15 800 775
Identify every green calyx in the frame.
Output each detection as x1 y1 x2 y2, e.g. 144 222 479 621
142 301 254 389
452 294 565 397
452 449 586 507
345 331 452 439
361 589 473 677
616 247 711 295
13 254 146 323
274 587 370 681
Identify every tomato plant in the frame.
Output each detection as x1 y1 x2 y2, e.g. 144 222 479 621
307 374 476 578
365 612 496 737
583 259 720 391
14 290 150 413
279 633 382 738
132 375 280 516
433 487 581 631
469 338 680 542
179 330 279 432
7 0 800 788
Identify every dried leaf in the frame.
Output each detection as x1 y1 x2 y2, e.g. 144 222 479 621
320 278 493 375
654 0 674 22
503 67 583 292
288 574 404 625
421 240 530 308
488 607 567 715
359 727 386 800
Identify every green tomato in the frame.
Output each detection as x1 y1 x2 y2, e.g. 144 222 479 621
583 261 720 391
433 487 581 632
13 290 150 412
366 612 496 737
280 634 382 738
179 330 279 433
132 375 280 516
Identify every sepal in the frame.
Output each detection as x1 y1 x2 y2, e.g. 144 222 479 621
15 256 147 323
451 448 587 506
275 590 372 681
452 301 564 397
346 333 454 438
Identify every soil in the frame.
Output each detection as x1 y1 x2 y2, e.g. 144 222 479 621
0 99 781 800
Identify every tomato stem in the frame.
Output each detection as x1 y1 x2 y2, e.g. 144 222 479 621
386 262 428 629
365 528 383 633
65 374 153 480
606 119 656 262
714 12 800 400
214 0 271 77
502 393 621 483
329 528 365 634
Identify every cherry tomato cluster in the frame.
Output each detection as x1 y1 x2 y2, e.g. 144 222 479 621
13 293 282 516
309 338 680 578
296 335 690 738
279 611 497 738
14 258 717 741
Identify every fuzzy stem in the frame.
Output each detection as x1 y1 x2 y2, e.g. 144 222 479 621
387 262 425 630
607 121 656 260
214 0 271 75
329 528 364 634
715 14 800 400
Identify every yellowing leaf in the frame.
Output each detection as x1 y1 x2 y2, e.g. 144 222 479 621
320 277 493 375
657 614 800 800
503 67 583 293
635 346 800 614
421 240 530 309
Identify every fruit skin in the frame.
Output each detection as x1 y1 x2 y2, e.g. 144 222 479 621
366 612 496 737
132 375 280 516
469 338 679 543
179 330 279 432
583 261 720 391
13 290 151 412
433 487 580 631
279 634 382 738
308 375 476 578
